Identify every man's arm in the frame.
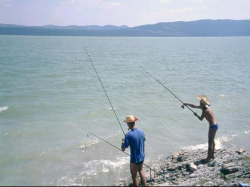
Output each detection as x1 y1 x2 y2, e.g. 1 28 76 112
183 103 200 108
194 111 205 121
121 139 126 151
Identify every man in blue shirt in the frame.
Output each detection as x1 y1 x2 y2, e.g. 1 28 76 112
121 115 146 186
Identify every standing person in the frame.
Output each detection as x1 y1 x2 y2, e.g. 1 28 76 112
183 95 218 163
121 115 146 186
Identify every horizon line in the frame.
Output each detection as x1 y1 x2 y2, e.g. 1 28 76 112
1 18 249 28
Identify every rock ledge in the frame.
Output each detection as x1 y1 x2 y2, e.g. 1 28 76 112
114 147 250 186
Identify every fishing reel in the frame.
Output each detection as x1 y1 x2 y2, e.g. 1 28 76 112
181 105 185 109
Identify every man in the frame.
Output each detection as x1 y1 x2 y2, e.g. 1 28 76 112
183 95 218 163
121 115 146 186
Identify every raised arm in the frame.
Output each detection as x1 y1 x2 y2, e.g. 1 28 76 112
183 103 201 109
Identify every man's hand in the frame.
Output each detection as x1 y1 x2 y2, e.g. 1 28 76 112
121 139 125 151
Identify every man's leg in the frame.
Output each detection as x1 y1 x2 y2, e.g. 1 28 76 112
206 128 216 162
137 162 146 186
130 163 139 186
211 131 217 158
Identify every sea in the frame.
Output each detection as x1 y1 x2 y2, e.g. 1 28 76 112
0 35 250 186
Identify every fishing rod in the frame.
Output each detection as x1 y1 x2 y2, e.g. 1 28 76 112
85 49 126 136
82 128 177 185
143 69 196 114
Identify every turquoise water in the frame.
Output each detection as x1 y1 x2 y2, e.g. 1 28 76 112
0 35 250 186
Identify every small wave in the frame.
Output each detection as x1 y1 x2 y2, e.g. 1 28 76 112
132 103 140 106
0 106 8 112
107 107 116 110
182 135 236 151
78 131 121 151
79 139 99 150
244 130 250 134
182 142 207 151
99 157 128 172
217 94 228 97
57 156 128 186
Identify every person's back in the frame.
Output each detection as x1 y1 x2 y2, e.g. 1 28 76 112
121 115 146 186
125 128 145 163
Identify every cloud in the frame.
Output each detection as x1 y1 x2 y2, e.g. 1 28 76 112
193 0 204 2
110 2 121 6
160 0 170 4
69 0 103 7
141 7 194 24
69 0 121 7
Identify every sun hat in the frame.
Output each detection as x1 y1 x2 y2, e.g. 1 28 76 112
198 94 210 106
123 115 139 123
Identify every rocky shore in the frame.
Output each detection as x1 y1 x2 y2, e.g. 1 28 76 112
114 147 250 186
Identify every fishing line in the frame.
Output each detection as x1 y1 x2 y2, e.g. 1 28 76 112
143 69 196 114
82 129 177 185
85 49 126 136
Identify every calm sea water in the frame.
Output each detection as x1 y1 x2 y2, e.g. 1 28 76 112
0 35 250 186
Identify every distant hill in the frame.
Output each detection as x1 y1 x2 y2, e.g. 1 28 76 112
0 20 250 37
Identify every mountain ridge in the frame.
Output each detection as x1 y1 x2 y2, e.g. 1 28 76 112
0 19 250 37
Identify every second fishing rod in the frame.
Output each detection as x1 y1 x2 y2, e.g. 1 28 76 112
143 69 196 114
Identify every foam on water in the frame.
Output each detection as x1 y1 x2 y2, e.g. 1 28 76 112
0 106 8 112
78 130 122 151
56 156 128 186
79 139 99 149
181 137 224 151
182 130 246 151
244 130 250 134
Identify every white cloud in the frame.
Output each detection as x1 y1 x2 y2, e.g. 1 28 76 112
110 2 121 6
193 0 205 2
141 7 195 24
160 0 170 4
69 0 104 7
69 0 121 7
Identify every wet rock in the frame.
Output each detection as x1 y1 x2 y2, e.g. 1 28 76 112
186 162 197 172
208 160 216 167
221 163 240 175
172 153 179 159
236 148 246 154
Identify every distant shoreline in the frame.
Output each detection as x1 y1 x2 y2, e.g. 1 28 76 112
1 19 250 37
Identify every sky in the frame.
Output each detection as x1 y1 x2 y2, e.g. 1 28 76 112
0 0 250 27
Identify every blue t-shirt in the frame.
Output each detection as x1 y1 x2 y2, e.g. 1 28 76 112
122 128 146 163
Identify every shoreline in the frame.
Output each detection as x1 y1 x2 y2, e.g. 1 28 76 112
114 147 250 186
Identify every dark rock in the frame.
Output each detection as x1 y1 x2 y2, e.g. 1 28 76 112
221 163 240 175
236 148 246 154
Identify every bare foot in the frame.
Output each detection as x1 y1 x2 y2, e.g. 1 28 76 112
201 159 210 164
